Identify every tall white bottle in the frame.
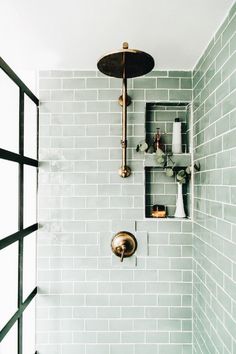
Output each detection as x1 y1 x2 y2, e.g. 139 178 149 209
172 118 182 154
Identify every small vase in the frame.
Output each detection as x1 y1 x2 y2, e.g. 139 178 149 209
174 182 186 218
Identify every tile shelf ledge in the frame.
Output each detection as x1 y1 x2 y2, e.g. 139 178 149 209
145 216 191 220
144 152 191 168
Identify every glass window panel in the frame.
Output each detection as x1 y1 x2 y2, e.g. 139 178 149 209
0 69 19 153
24 94 37 159
23 232 36 301
0 243 18 329
0 160 18 239
23 299 35 354
0 323 17 354
24 165 37 228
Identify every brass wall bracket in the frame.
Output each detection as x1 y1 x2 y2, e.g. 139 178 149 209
111 231 137 262
118 94 131 107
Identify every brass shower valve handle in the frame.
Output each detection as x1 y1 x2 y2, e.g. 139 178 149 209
116 244 126 262
111 232 137 262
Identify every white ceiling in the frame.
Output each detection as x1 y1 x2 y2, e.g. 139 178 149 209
0 0 234 72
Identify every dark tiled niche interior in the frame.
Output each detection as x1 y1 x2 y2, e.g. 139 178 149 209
145 102 191 218
145 167 189 217
145 102 191 153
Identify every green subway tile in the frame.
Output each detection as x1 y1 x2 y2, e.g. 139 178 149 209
170 307 192 318
51 70 73 78
158 246 181 257
216 43 230 71
158 295 181 306
146 89 168 101
207 102 221 124
40 102 63 113
231 148 236 166
157 319 181 330
98 89 120 100
181 78 192 89
135 344 157 354
133 101 145 112
169 90 192 101
63 78 85 89
145 70 168 77
146 331 169 343
128 89 145 100
223 167 236 185
86 101 109 112
216 151 231 168
204 93 216 114
210 136 222 154
169 71 191 78
230 32 236 54
63 102 85 113
229 70 236 91
74 70 96 77
156 78 179 89
133 78 156 88
170 332 192 343
216 186 230 203
39 78 61 89
231 186 236 204
110 78 132 89
224 204 236 223
222 51 236 81
206 61 217 82
86 78 109 88
223 129 236 150
51 90 73 101
75 90 97 101
216 79 230 102
222 11 236 44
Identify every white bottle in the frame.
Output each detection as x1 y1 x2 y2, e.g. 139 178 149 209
174 182 186 218
172 118 182 154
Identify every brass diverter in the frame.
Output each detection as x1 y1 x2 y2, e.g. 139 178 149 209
111 231 137 262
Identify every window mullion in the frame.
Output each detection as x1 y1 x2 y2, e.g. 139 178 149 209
18 88 24 354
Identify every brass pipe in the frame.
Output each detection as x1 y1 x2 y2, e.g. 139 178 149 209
119 49 131 178
122 77 127 168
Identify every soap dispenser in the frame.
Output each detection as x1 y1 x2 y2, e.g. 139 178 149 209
172 118 182 154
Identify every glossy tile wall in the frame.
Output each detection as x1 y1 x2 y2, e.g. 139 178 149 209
192 3 236 353
37 70 193 354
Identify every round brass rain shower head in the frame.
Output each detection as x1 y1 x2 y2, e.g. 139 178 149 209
97 42 155 178
97 42 155 78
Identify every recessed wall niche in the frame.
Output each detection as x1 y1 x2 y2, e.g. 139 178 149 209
144 102 192 219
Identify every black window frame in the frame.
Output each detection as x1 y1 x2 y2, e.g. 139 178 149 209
0 57 39 354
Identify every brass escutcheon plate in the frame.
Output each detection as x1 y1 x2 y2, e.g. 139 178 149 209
111 231 137 260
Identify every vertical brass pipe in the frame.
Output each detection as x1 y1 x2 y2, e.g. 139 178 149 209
122 76 127 168
119 51 131 178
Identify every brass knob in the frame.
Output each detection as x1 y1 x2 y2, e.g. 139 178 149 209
111 231 137 262
123 42 129 49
